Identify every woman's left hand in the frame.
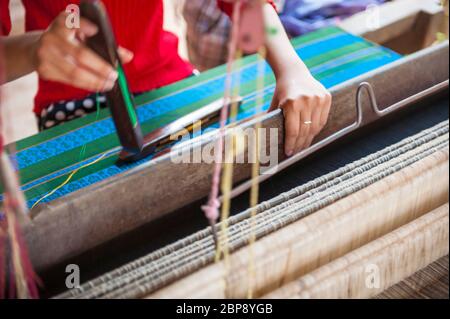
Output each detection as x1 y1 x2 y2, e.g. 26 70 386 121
270 68 332 157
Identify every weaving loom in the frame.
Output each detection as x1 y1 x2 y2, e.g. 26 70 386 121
57 39 449 298
3 27 400 208
1 27 403 268
57 93 449 299
1 22 449 298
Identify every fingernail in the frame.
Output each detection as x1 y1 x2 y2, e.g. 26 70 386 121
123 48 134 58
108 70 118 82
103 80 115 92
87 25 98 34
286 149 294 157
82 19 99 35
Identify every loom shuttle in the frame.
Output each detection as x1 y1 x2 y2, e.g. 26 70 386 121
80 0 144 156
80 0 243 164
118 96 243 163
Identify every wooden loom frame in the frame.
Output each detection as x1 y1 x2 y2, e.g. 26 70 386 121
149 148 449 298
22 42 449 272
59 122 449 299
340 0 447 55
264 203 449 299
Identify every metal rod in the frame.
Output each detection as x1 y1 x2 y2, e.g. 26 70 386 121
225 80 449 201
118 97 243 163
357 80 449 116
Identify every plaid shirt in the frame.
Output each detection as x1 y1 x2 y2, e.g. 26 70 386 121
183 0 231 71
183 0 280 71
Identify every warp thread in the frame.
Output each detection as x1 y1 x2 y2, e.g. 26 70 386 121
202 1 244 281
247 45 267 299
202 1 243 222
0 98 39 299
59 120 449 299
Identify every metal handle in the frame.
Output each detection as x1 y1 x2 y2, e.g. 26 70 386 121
357 80 449 117
225 79 449 201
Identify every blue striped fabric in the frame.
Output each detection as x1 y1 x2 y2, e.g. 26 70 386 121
0 27 402 209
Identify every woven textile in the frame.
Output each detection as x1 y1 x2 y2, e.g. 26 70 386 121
0 27 401 209
376 255 449 299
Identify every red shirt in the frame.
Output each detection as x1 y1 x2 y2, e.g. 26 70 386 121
1 0 274 115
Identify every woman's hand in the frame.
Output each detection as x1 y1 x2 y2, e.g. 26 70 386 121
269 67 332 157
33 12 133 92
258 3 332 157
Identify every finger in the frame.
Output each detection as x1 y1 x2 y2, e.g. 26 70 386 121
54 32 118 82
51 13 72 37
52 14 97 41
310 100 323 136
118 47 134 64
295 102 312 152
304 134 315 150
51 58 113 92
50 14 116 81
79 17 99 37
269 92 280 112
303 104 322 149
295 119 310 152
281 101 300 157
44 46 114 92
76 18 99 41
320 93 332 128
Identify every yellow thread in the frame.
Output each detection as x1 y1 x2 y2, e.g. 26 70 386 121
218 139 234 265
5 202 28 298
31 153 107 210
32 93 106 211
247 46 267 299
215 50 244 263
229 51 243 122
214 50 243 300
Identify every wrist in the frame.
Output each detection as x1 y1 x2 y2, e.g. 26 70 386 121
28 31 44 72
275 57 310 80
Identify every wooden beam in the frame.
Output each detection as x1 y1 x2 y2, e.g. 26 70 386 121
264 204 449 299
339 0 445 53
149 149 449 298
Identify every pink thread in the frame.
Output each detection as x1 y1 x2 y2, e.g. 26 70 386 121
0 40 6 299
0 45 39 299
202 1 243 224
201 199 221 221
15 219 40 298
0 230 5 299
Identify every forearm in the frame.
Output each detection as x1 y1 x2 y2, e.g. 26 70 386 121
263 4 309 79
1 31 41 82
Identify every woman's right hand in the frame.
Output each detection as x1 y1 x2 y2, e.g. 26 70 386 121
33 12 133 92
